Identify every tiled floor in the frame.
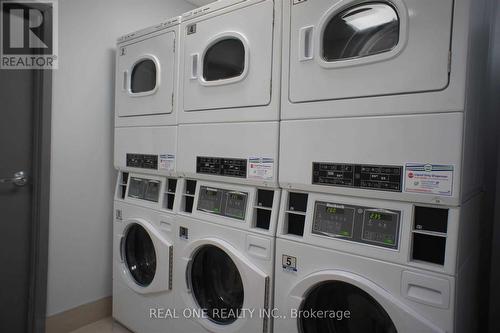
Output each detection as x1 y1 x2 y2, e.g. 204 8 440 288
69 318 132 333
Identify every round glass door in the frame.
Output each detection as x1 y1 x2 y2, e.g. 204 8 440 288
123 224 157 287
322 2 399 61
203 38 245 81
299 281 397 333
130 59 157 93
190 245 244 325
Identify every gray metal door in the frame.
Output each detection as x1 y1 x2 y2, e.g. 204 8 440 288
0 67 50 332
0 68 34 332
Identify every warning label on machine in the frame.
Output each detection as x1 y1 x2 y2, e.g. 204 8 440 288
248 157 274 181
404 163 453 196
159 154 175 172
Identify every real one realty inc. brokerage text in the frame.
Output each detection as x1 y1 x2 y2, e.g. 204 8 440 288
149 308 352 320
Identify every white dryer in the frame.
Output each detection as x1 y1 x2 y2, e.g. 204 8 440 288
113 172 181 333
279 0 492 206
173 179 281 333
114 17 181 176
178 0 281 124
281 0 487 119
273 190 484 333
176 0 281 188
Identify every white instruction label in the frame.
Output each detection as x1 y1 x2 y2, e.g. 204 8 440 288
248 157 274 181
159 154 175 172
404 163 453 196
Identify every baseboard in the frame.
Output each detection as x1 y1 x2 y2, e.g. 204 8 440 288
45 297 112 333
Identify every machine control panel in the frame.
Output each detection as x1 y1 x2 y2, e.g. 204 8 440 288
197 186 248 220
197 157 247 178
312 163 402 192
312 201 400 249
126 154 158 170
128 177 161 202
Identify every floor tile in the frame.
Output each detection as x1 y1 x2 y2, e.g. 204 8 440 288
69 317 132 333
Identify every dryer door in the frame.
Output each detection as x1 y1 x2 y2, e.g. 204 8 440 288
182 240 270 333
182 0 273 112
120 218 173 294
288 0 453 104
116 31 175 117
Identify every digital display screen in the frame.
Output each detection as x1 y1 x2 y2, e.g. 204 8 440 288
362 210 399 247
228 193 242 201
198 187 223 213
368 212 392 221
326 207 345 215
225 192 247 220
313 202 355 239
144 181 160 202
128 178 145 198
197 186 247 220
128 178 160 202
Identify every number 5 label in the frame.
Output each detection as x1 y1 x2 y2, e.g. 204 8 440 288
282 255 297 272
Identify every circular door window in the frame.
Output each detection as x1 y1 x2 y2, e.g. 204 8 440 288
299 281 397 333
131 59 157 93
322 2 399 61
203 38 245 81
123 224 157 287
190 245 244 325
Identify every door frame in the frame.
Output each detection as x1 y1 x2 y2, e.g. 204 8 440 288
18 1 54 330
26 69 51 333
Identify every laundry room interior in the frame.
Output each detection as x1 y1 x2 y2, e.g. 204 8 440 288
1 0 500 332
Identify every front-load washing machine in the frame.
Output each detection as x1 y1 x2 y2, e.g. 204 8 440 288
113 171 182 333
114 17 181 176
274 190 484 333
173 179 281 333
279 0 492 207
176 0 282 188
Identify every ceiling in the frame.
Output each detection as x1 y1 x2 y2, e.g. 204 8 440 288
185 0 215 7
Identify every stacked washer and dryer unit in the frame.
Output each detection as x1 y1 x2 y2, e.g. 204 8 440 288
276 0 491 333
112 0 492 333
113 17 183 333
174 1 282 332
112 1 283 333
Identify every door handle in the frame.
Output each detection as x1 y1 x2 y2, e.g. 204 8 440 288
0 171 29 187
299 26 314 61
122 70 128 91
190 53 199 79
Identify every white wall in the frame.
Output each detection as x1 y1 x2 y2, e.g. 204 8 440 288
47 0 194 316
